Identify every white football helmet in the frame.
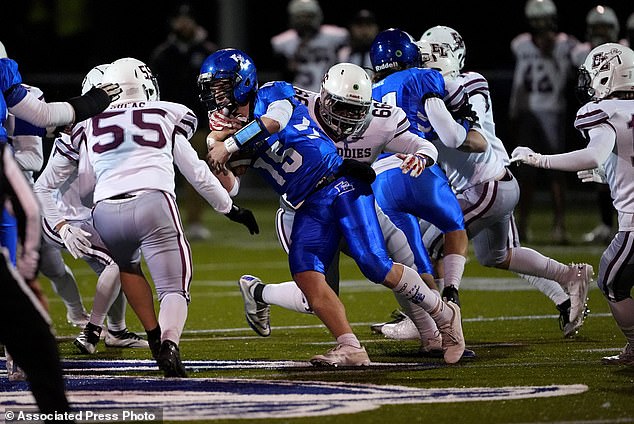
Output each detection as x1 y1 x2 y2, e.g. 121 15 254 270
81 64 109 95
586 5 619 46
578 43 634 102
0 41 7 59
420 26 466 71
319 63 372 138
101 57 159 103
416 39 460 80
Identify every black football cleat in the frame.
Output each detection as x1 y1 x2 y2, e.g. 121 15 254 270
157 340 187 378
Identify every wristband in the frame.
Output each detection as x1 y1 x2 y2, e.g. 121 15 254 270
224 136 239 154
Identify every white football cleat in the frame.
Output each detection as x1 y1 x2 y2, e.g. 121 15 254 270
310 344 371 367
437 301 465 364
105 328 149 348
563 263 593 334
238 275 271 337
370 310 419 340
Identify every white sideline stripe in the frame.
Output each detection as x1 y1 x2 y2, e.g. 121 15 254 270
180 313 612 335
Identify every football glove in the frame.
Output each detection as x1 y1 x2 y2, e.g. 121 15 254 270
225 204 259 235
577 167 607 184
58 223 92 259
338 159 376 184
398 153 431 178
510 146 546 168
68 83 122 122
453 102 479 127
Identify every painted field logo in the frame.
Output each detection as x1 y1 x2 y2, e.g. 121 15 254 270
2 372 587 421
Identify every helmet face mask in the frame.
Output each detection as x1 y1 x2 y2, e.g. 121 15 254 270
197 78 235 113
101 58 159 103
319 63 372 138
198 49 258 115
577 43 634 102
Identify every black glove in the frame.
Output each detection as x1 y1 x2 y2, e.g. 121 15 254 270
338 159 376 184
225 204 259 235
450 101 479 129
68 83 122 122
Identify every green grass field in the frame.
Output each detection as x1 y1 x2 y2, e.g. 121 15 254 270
20 195 634 423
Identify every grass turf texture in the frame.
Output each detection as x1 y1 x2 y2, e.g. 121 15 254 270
39 196 633 423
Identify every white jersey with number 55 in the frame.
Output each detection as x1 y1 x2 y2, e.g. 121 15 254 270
74 100 231 212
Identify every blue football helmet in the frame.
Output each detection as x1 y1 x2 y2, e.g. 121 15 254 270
370 28 422 74
198 48 258 113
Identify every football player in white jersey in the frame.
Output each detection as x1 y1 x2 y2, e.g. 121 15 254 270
571 5 622 244
511 43 634 365
509 0 580 244
423 27 593 336
213 63 461 356
78 57 259 377
373 27 593 340
33 64 149 355
271 0 349 91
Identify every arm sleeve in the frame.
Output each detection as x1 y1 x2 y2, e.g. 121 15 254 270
173 134 233 214
384 130 439 163
8 91 75 128
32 148 79 230
425 97 467 149
262 99 293 132
542 126 614 171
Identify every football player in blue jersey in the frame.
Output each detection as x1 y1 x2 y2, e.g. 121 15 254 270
200 48 465 366
369 28 487 307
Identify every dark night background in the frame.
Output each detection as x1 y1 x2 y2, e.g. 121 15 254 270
1 0 632 151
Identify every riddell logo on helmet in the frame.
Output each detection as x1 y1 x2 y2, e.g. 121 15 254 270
375 62 399 71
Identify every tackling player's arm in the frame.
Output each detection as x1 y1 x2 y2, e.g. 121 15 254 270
2 58 121 128
384 114 439 177
511 126 613 170
174 134 259 235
